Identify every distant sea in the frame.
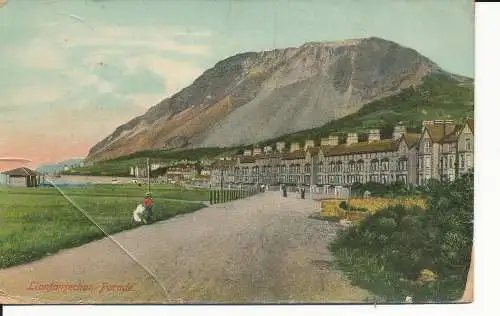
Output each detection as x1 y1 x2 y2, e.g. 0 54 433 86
40 178 92 188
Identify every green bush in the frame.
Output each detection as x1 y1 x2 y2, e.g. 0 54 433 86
330 171 473 302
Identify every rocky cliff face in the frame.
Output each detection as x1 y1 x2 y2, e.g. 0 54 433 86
87 37 446 161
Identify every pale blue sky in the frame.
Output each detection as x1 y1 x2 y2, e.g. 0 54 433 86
0 0 474 166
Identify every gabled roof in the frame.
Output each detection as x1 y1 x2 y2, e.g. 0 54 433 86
440 127 460 143
306 146 321 155
445 118 474 143
281 150 306 160
405 133 421 148
211 160 236 168
421 122 457 144
254 152 280 160
1 167 40 176
238 156 256 164
465 118 474 134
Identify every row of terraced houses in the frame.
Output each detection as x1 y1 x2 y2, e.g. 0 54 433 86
210 119 474 187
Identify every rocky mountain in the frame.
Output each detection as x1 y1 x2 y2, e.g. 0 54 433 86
87 37 462 162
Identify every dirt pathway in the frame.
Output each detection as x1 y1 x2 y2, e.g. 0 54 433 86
0 192 374 304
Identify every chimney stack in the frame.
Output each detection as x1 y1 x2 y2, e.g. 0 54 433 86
368 129 380 143
276 142 285 152
346 133 358 146
328 135 339 146
444 120 455 135
252 148 262 156
290 142 300 152
304 140 315 150
393 122 407 140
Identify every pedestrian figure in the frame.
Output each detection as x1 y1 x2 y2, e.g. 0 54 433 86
300 187 305 199
143 192 153 224
283 185 287 198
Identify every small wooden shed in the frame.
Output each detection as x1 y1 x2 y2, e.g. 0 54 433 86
1 167 42 187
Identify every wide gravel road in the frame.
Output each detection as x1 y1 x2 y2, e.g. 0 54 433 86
0 191 373 304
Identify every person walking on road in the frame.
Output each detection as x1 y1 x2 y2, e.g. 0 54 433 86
300 186 305 199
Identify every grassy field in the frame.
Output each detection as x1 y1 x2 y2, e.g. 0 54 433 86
0 184 209 269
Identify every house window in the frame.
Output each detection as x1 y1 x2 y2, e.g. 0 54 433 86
348 161 356 172
425 157 431 168
304 164 311 173
357 160 364 172
466 155 473 169
460 154 465 168
424 140 431 153
381 175 389 184
381 159 389 171
399 159 408 171
465 138 472 151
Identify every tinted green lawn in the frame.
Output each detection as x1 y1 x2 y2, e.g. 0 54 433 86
0 184 208 269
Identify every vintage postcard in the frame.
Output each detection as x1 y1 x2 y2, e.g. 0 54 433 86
0 0 473 305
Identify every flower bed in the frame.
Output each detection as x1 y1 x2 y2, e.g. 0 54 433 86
320 197 427 222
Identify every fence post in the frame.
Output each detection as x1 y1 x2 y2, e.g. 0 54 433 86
210 190 213 205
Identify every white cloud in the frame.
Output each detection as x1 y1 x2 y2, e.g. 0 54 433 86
64 68 115 94
56 24 212 56
3 84 64 107
9 39 68 70
123 55 202 96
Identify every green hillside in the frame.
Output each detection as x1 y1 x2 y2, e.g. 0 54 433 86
67 73 473 176
261 73 473 146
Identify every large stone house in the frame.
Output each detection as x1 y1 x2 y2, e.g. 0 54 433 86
417 119 474 184
314 125 420 186
209 119 474 187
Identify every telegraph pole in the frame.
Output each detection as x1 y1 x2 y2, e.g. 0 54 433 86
220 166 224 191
147 157 151 192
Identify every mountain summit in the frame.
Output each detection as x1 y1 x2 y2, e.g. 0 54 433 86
87 37 452 161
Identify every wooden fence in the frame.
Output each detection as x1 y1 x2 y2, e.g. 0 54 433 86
209 186 260 205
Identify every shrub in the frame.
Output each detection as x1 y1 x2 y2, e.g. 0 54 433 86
330 171 473 302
